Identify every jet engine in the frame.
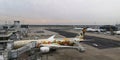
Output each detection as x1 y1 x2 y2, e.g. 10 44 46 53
77 47 85 53
40 47 50 53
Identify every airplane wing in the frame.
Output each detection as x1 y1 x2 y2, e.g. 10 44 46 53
47 35 55 41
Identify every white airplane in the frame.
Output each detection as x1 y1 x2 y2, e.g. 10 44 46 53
114 30 120 35
104 30 120 35
13 32 85 53
86 28 105 32
74 27 83 30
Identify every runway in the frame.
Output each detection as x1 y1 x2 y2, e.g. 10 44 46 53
47 29 120 49
34 29 120 60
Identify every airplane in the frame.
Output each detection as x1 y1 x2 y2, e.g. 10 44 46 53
104 30 120 35
74 27 83 30
13 32 85 53
114 30 120 35
86 28 105 32
74 27 105 32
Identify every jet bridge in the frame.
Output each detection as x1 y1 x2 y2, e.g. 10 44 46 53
1 41 36 60
0 40 13 60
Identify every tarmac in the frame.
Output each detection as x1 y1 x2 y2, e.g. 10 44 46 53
18 28 120 60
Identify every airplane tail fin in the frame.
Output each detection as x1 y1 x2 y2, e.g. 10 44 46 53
74 31 84 42
78 31 85 41
48 35 55 41
78 31 84 39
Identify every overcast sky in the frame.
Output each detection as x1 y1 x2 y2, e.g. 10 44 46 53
0 0 120 25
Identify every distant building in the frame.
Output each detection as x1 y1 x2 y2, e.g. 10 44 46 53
0 30 14 40
0 21 29 40
14 21 21 31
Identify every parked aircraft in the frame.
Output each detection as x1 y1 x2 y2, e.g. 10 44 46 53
114 31 120 35
74 27 83 30
86 28 105 32
74 27 105 32
104 30 120 35
13 32 85 53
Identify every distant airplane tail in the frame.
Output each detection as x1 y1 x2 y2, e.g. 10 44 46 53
74 31 84 42
78 31 85 41
78 31 84 39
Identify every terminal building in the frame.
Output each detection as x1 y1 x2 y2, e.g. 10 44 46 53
0 21 29 40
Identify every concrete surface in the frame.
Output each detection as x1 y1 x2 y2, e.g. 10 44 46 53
17 28 120 60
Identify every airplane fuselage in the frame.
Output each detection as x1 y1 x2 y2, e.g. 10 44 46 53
13 38 76 49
